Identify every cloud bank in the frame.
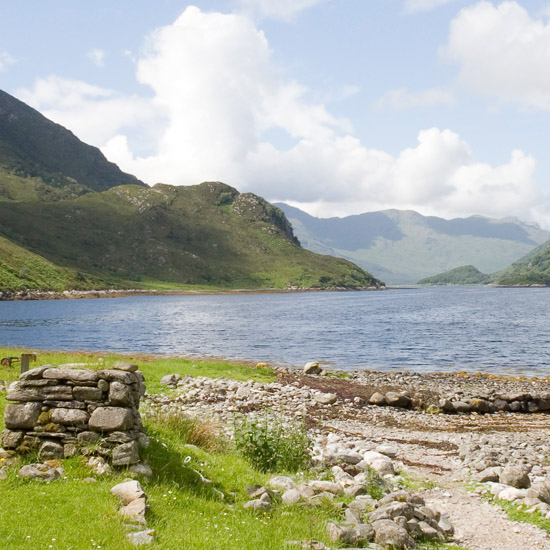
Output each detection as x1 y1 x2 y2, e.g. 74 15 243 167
17 5 547 226
444 1 550 110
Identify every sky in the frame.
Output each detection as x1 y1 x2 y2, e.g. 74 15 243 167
1 0 550 226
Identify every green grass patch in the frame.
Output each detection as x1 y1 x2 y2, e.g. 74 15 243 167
493 498 550 533
0 347 276 394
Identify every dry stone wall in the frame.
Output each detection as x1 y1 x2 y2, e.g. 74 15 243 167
1 362 149 465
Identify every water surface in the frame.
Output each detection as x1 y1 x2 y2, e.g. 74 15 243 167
0 287 549 376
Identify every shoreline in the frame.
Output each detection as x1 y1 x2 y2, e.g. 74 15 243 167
0 285 385 302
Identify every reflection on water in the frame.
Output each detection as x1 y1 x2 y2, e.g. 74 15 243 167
0 287 549 376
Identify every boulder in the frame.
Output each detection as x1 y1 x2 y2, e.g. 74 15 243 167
369 392 386 405
529 479 550 504
500 465 531 489
303 362 323 375
72 386 103 401
89 407 134 432
313 392 337 405
18 463 61 481
385 392 411 408
160 374 182 387
119 497 148 524
498 487 528 501
111 479 145 504
38 440 64 460
43 368 99 383
372 519 415 549
282 489 302 505
309 480 344 495
112 441 140 466
126 530 155 546
4 402 42 429
268 476 297 491
50 408 89 426
1 429 24 449
109 381 133 406
112 362 139 372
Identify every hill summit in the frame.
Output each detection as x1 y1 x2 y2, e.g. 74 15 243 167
0 89 382 292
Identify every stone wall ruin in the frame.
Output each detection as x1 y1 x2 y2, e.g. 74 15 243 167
1 362 148 465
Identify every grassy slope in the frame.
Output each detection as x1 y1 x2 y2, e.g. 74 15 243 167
417 265 491 286
0 349 464 550
0 182 381 290
492 241 550 285
0 234 104 291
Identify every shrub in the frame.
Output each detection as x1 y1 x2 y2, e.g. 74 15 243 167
233 412 312 473
144 408 226 453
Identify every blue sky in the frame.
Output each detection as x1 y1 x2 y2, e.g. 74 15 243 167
1 0 549 226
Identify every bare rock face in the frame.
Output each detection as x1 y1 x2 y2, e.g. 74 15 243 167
4 402 42 429
89 407 134 432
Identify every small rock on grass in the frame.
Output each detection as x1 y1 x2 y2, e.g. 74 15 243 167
126 529 155 546
18 463 61 481
111 480 145 505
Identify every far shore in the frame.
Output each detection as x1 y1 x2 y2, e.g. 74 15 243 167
0 285 386 302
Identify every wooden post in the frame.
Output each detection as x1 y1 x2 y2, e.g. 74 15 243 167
20 354 32 374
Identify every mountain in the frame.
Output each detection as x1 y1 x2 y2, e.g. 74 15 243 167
0 89 381 291
417 265 491 286
0 89 146 201
492 240 550 286
276 204 550 284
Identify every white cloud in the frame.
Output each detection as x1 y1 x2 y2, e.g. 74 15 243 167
87 48 105 68
235 0 326 21
17 6 545 226
404 0 457 13
17 76 159 147
375 88 455 110
0 50 15 71
444 1 550 110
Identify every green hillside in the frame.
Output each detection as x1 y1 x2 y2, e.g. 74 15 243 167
0 89 146 201
417 265 491 286
0 181 381 291
0 88 382 292
278 204 550 284
492 241 550 286
0 234 102 291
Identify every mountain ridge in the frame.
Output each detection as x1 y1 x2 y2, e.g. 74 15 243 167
0 88 382 291
276 203 550 284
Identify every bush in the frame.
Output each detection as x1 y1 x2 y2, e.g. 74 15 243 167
144 408 226 453
233 412 312 473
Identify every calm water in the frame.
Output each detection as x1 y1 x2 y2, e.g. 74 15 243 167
0 287 549 376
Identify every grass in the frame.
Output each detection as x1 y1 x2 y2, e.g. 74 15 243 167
0 348 461 549
0 181 381 292
0 347 277 394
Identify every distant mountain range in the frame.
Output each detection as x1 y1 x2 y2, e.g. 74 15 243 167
276 204 550 285
0 89 381 292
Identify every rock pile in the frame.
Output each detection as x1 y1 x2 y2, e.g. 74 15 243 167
1 363 149 466
111 479 155 545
